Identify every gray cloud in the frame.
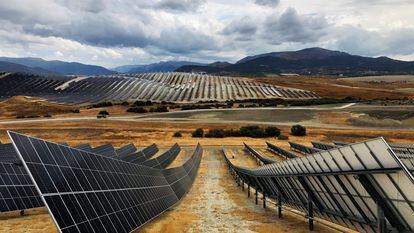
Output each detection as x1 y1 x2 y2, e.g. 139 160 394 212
254 0 280 7
221 17 258 40
155 27 216 54
263 8 329 44
156 0 206 12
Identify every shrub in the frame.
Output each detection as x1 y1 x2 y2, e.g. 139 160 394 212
265 127 281 137
277 135 289 140
291 124 306 136
173 132 183 137
92 102 113 108
121 101 129 106
126 107 148 113
192 128 204 138
240 125 266 138
98 110 109 116
71 109 80 113
44 114 52 118
205 129 226 138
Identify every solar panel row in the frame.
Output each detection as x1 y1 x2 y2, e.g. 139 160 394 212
8 131 202 233
138 143 181 169
289 141 322 155
223 138 414 233
243 143 277 165
120 144 159 164
265 141 297 159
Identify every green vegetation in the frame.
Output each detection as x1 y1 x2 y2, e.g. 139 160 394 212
291 124 307 136
98 110 109 116
126 107 148 113
192 128 204 138
92 101 113 108
173 132 183 138
198 125 281 138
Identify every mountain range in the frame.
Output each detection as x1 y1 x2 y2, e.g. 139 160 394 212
0 57 116 76
1 48 413 76
112 61 205 73
176 48 414 76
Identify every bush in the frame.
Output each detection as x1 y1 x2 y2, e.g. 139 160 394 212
291 124 306 136
205 129 226 138
240 125 267 138
121 101 129 106
173 132 183 137
98 110 109 116
92 102 113 108
265 127 281 137
44 114 52 118
277 135 289 140
71 109 80 113
192 128 204 138
126 107 148 113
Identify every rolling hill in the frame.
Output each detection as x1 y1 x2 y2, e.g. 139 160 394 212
176 48 414 76
0 61 57 75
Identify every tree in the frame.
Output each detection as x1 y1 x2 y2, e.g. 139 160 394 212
265 126 281 137
205 129 225 138
173 132 183 137
192 128 204 138
291 124 306 136
98 110 109 116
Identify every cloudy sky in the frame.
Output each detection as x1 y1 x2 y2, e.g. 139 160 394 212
0 0 413 67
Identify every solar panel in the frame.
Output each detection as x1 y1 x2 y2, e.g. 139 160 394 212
139 144 181 169
266 142 297 159
115 144 136 158
89 143 117 157
244 143 277 165
74 144 92 151
0 161 44 213
311 141 338 150
223 138 414 233
120 144 159 163
8 131 202 232
0 143 19 163
289 141 322 154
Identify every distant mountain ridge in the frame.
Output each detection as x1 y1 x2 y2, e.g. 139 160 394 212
0 57 116 75
0 61 57 75
112 61 206 73
176 47 414 76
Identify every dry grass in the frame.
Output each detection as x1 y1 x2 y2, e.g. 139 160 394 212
253 76 414 100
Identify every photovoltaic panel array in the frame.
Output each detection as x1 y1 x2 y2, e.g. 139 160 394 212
138 143 181 169
311 141 338 150
266 141 297 159
9 131 203 233
74 144 93 151
0 161 44 213
115 144 136 158
223 138 414 233
120 144 159 164
243 143 277 165
289 141 322 155
0 143 19 163
88 143 117 157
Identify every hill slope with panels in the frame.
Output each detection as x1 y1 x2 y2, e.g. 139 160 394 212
0 72 318 103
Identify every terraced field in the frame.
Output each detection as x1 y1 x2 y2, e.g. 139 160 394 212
0 72 318 104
